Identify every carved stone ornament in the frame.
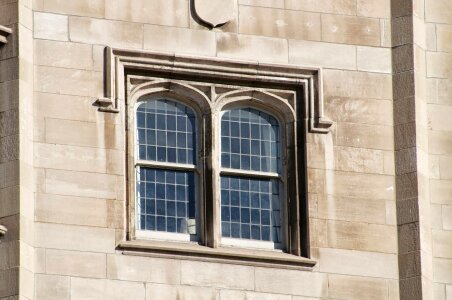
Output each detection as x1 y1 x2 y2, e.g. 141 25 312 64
193 0 235 28
95 47 333 133
0 224 7 239
0 25 12 45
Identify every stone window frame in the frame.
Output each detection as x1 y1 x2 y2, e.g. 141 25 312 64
96 47 332 269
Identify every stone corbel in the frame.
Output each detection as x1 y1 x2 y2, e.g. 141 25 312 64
96 47 333 133
0 225 7 239
0 25 12 45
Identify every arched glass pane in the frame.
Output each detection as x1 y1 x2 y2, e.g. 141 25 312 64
137 99 196 165
221 107 279 173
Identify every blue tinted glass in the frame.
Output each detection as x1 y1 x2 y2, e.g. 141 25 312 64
221 107 279 172
220 176 281 243
137 167 195 235
137 99 196 164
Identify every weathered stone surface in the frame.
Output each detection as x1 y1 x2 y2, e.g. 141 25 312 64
357 0 390 18
285 0 356 14
357 46 391 73
71 278 145 300
146 283 218 300
45 249 106 278
426 0 452 23
34 40 93 70
33 12 68 41
35 275 69 300
437 25 452 53
328 274 388 300
35 0 105 18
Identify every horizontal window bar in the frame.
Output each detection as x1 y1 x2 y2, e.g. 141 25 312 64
220 168 280 179
136 160 196 171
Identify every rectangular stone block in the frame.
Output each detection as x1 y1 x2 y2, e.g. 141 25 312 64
181 261 254 290
357 46 391 73
428 104 452 132
333 146 385 174
35 222 116 253
318 248 398 279
0 58 18 83
426 0 452 23
71 278 145 300
429 131 452 155
35 193 113 228
427 52 452 79
0 268 18 298
323 69 392 99
216 33 288 64
239 6 320 41
254 268 327 297
357 0 390 18
105 0 188 27
325 97 393 126
35 274 69 300
321 14 380 46
34 39 93 70
317 194 386 224
327 220 397 253
107 255 180 284
437 25 452 53
34 12 68 41
45 169 118 199
44 118 120 149
285 0 356 14
329 274 388 300
0 241 19 271
69 17 143 49
433 229 452 258
46 249 106 278
220 290 290 300
433 258 452 284
146 283 218 300
289 40 356 70
239 0 284 8
143 25 216 56
34 66 102 97
443 206 452 230
430 179 452 205
37 0 105 18
335 123 394 151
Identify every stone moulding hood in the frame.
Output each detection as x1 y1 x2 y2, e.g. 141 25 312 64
0 25 12 45
95 47 333 133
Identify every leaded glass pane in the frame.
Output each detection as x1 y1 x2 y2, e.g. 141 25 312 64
137 99 196 164
221 108 279 173
220 176 281 243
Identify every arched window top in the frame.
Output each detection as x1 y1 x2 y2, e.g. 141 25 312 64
221 107 280 174
136 98 196 165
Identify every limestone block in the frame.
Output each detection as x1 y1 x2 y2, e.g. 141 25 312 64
431 203 443 229
254 268 327 297
357 46 391 73
107 255 180 284
384 151 396 176
33 12 68 41
37 0 105 18
434 284 446 300
45 249 106 278
143 25 216 56
427 52 452 78
34 40 93 70
239 0 284 8
317 194 386 224
325 97 393 126
357 0 390 18
35 222 115 253
69 17 143 49
307 168 325 194
216 33 288 64
105 0 188 28
34 66 102 97
181 261 254 290
44 169 118 199
434 258 452 284
429 105 452 132
220 290 291 300
239 6 320 41
323 69 392 99
289 40 356 70
335 123 394 151
381 19 391 47
146 283 218 300
35 193 113 228
285 0 356 15
426 0 452 23
34 248 46 274
328 274 388 300
430 179 452 205
44 118 120 149
318 248 398 279
437 25 452 53
35 274 69 300
310 218 328 248
388 280 400 300
429 131 452 155
71 278 145 300
321 14 380 46
433 229 452 258
443 206 452 230
447 285 452 299
334 146 385 174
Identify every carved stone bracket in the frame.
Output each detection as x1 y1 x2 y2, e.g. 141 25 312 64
95 47 333 133
0 224 7 239
0 25 12 45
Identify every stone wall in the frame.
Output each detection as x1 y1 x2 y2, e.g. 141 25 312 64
0 0 448 299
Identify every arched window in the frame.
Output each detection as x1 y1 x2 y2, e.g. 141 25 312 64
135 98 198 241
220 107 282 249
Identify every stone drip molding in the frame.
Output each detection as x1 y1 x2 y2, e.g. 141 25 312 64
0 25 12 45
95 47 333 133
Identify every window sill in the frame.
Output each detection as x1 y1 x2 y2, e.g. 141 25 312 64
118 240 317 270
